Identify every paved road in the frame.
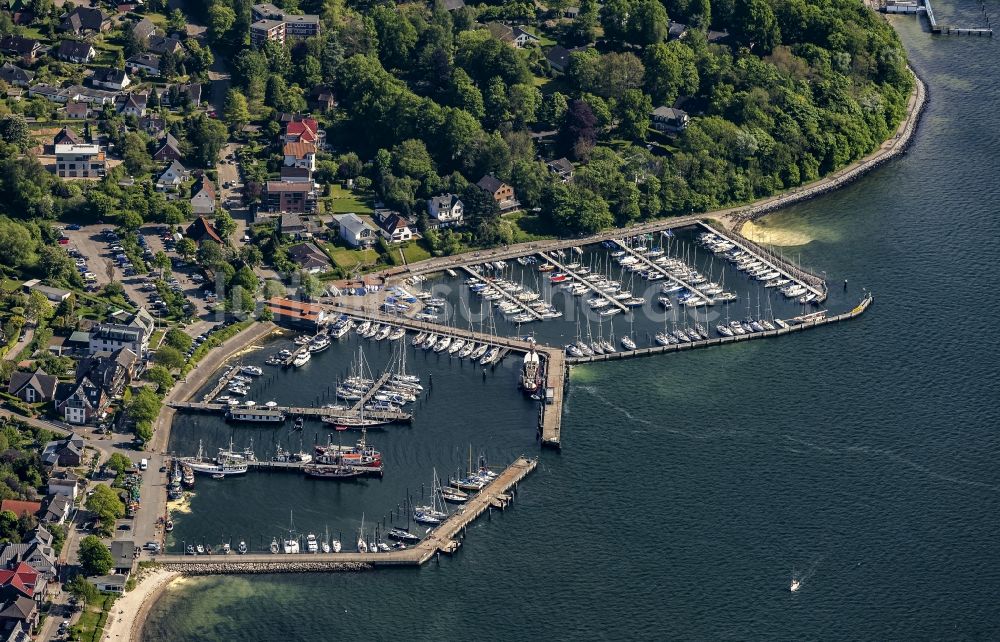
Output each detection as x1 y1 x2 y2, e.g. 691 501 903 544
3 326 33 362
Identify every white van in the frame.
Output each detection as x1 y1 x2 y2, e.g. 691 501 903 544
140 458 148 470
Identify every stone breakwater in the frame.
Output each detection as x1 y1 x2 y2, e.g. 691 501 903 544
734 68 927 228
174 561 374 575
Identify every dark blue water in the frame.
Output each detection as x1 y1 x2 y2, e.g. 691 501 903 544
143 14 1000 640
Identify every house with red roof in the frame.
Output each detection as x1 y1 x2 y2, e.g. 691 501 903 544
185 216 223 245
0 562 38 636
0 562 37 600
282 117 320 145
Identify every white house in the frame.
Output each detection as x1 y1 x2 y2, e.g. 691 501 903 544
156 160 186 191
91 68 130 91
336 213 378 248
374 211 414 244
427 193 464 227
88 308 155 356
282 141 316 172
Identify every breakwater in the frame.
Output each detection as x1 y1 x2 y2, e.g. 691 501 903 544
167 561 374 575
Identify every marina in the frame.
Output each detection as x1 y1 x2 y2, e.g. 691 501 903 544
536 251 630 314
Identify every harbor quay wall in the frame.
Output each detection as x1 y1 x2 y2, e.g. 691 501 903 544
158 561 377 575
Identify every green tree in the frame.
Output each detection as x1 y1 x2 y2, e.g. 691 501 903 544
187 116 229 168
122 132 152 175
223 89 251 133
85 486 125 534
733 0 780 53
78 535 114 576
0 114 30 150
68 575 100 604
628 0 669 45
167 9 187 35
120 210 143 233
176 238 197 261
239 244 263 268
155 345 186 370
196 240 225 267
164 328 193 352
214 210 236 240
208 3 237 45
643 42 699 106
146 365 174 393
106 453 133 477
616 89 652 139
299 272 323 299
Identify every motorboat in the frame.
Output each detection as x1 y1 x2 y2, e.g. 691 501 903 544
292 351 311 367
240 366 263 376
270 538 279 554
306 533 319 553
309 336 331 352
332 539 342 553
790 578 801 592
196 544 205 554
283 536 299 554
222 542 231 554
238 540 248 554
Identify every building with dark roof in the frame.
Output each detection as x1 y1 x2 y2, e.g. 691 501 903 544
0 36 41 61
6 369 57 404
373 210 414 244
547 157 575 182
56 40 96 64
41 437 85 468
427 193 464 227
286 243 331 273
59 7 109 34
131 17 157 43
186 215 224 245
153 133 182 161
54 378 107 425
0 63 33 88
650 106 690 133
476 174 519 212
110 540 136 575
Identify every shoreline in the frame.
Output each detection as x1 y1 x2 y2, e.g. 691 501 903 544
99 567 179 642
371 69 926 283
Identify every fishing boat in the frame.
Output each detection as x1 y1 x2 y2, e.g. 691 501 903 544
292 351 311 367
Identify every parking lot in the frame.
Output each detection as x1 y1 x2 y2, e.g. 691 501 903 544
61 224 224 338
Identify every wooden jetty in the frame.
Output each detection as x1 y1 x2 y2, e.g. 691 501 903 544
283 343 311 367
349 372 392 411
154 456 538 568
202 367 240 402
610 239 713 303
459 265 544 321
567 292 873 364
537 251 629 313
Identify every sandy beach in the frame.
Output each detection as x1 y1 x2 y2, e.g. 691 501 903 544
101 568 179 642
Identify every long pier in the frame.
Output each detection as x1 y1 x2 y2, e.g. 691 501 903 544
700 222 827 301
537 251 629 313
155 456 538 568
610 239 712 303
567 292 873 364
539 349 565 448
459 265 544 321
169 401 411 424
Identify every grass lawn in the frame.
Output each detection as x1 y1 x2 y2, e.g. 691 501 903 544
400 241 432 264
506 211 554 243
327 245 379 270
326 185 374 214
0 278 21 293
74 594 116 642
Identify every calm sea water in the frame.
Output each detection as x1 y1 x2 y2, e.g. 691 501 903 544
143 15 1000 640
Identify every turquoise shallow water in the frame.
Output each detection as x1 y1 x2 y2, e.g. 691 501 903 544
143 14 1000 641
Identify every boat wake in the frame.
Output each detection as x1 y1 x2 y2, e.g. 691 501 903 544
575 385 705 440
783 436 1000 492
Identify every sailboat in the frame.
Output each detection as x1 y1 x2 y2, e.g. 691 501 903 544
621 314 637 350
321 525 331 553
413 468 449 524
283 511 300 554
357 514 369 553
